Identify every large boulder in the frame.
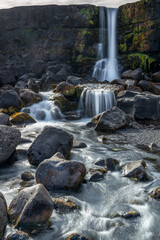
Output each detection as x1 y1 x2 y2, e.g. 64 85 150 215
53 93 78 112
27 78 40 93
0 193 8 239
95 107 127 132
117 90 139 115
0 113 10 125
0 70 16 87
66 76 83 86
36 154 86 191
0 90 22 109
0 125 21 165
28 126 73 166
133 94 160 120
29 60 45 78
10 112 36 125
8 184 53 231
121 68 142 81
138 80 160 95
66 234 89 240
20 89 42 105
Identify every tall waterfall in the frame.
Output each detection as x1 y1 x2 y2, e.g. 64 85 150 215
93 8 119 82
78 87 116 117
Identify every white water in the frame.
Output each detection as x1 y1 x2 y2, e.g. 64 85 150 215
93 8 119 82
79 86 116 117
22 91 63 121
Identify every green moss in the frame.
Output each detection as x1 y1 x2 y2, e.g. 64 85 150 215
128 53 155 71
79 6 98 25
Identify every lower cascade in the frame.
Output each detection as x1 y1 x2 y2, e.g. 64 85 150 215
78 87 116 117
22 92 63 121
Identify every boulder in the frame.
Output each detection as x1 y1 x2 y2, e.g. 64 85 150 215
110 79 126 85
125 79 137 88
15 80 27 90
53 93 78 112
0 90 22 109
88 169 104 182
121 68 142 81
27 78 40 93
73 141 87 149
10 112 36 125
95 107 127 132
122 160 149 181
56 82 75 99
95 158 120 171
0 70 16 87
150 187 160 200
66 76 83 86
8 184 53 231
108 204 140 219
53 197 79 214
19 73 36 83
21 172 34 181
6 231 30 240
0 125 21 165
30 60 45 78
28 126 73 166
66 234 89 240
133 94 160 120
138 80 160 95
153 71 160 83
0 113 10 125
20 89 42 105
36 154 86 191
0 193 8 239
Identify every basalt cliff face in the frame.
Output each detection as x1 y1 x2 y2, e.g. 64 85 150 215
0 0 159 85
118 0 160 72
0 5 99 80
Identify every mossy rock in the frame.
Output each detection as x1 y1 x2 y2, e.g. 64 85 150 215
10 112 36 125
0 107 20 115
53 197 80 214
66 233 89 240
56 82 76 99
53 93 78 113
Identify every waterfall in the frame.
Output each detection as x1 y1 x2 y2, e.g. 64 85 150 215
78 87 116 117
22 92 63 121
93 8 119 82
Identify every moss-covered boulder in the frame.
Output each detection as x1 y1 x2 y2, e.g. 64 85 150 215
53 197 80 214
66 234 89 240
10 112 36 125
8 184 53 232
56 82 75 99
53 93 78 113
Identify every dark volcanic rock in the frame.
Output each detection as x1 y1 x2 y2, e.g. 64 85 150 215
95 107 127 132
0 113 10 125
6 231 30 240
28 126 73 165
0 192 8 239
138 80 160 95
95 158 120 171
133 94 160 120
36 154 86 191
153 71 160 82
121 68 142 81
53 197 79 214
66 76 83 86
20 89 42 105
0 90 22 109
122 160 149 181
8 184 53 231
0 126 21 165
0 70 16 87
66 234 89 240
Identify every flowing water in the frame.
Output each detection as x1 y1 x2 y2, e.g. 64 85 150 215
78 86 116 117
1 92 160 240
93 8 120 82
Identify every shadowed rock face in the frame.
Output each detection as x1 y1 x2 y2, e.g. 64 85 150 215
0 4 99 80
118 0 160 72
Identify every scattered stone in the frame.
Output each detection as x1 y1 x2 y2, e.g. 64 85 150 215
53 197 79 214
53 93 78 112
21 172 34 181
27 78 40 93
121 68 142 81
88 169 105 182
150 187 160 200
95 107 127 132
109 204 140 219
56 82 75 99
144 179 160 192
73 141 87 149
66 233 89 240
28 126 73 165
65 114 81 121
122 160 149 181
8 184 53 231
0 113 10 125
10 112 36 125
6 231 30 240
153 71 160 83
66 76 83 86
0 192 8 239
36 154 86 191
110 79 126 85
86 121 96 128
95 158 120 171
137 143 160 155
138 80 160 95
0 126 21 165
15 80 27 90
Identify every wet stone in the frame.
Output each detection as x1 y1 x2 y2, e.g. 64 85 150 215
95 158 120 171
6 231 30 240
150 187 160 200
53 197 80 214
21 172 34 181
73 141 87 149
66 233 89 240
